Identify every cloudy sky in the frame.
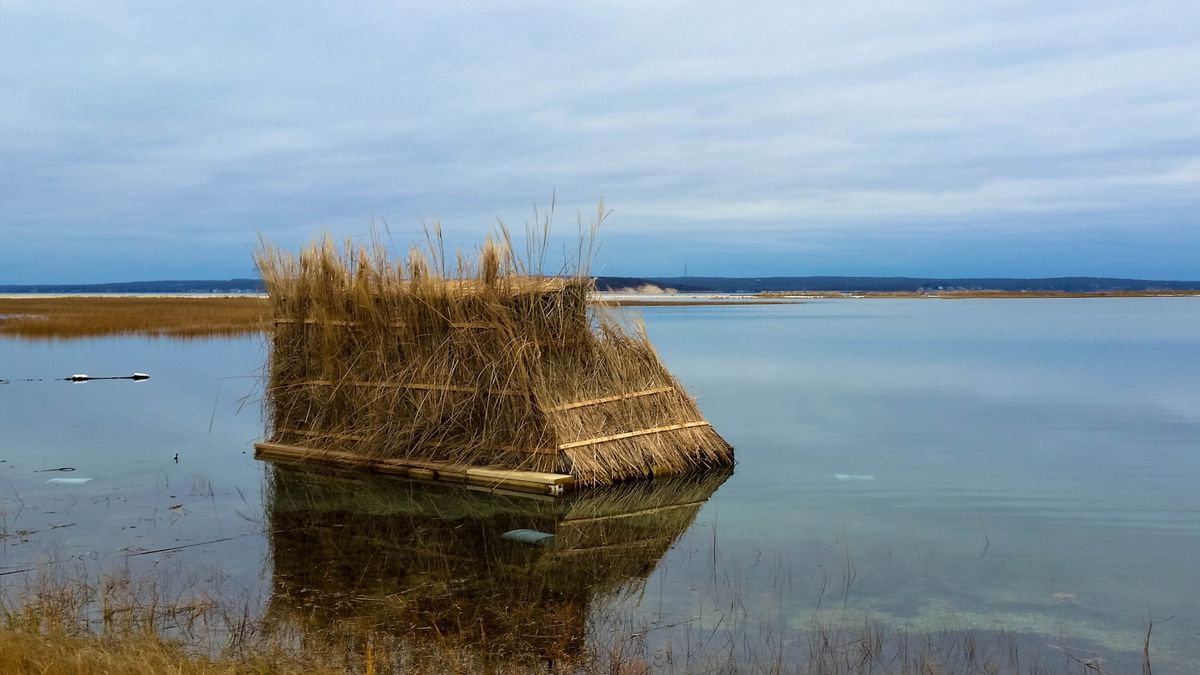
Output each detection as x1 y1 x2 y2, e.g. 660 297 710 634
2 1 1197 282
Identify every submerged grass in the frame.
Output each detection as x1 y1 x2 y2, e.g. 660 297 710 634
2 466 1151 673
0 631 341 675
0 567 1133 675
0 296 271 339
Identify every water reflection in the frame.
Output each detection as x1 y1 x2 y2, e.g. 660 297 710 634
263 465 729 666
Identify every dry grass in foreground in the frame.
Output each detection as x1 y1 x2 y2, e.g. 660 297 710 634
0 567 1141 675
0 296 271 339
0 631 343 675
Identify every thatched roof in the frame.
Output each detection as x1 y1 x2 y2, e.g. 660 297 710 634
257 231 732 486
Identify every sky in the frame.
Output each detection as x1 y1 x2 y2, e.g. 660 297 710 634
1 1 1198 283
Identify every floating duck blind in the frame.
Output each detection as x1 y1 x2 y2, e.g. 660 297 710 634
255 233 732 490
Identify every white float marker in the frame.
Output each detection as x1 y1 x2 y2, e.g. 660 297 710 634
64 372 151 383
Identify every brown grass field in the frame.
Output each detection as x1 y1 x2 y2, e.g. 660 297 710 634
0 296 271 339
0 294 792 340
0 631 343 675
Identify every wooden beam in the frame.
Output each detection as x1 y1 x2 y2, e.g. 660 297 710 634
254 442 574 495
545 386 676 412
557 421 712 451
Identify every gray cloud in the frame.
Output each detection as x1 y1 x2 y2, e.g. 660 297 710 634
1 0 1197 281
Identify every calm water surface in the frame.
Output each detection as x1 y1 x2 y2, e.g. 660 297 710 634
1 298 1198 670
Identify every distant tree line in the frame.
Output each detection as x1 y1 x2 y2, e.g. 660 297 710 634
3 275 1199 294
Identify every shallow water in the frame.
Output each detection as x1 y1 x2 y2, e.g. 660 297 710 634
642 298 1200 670
2 298 1198 671
0 336 269 588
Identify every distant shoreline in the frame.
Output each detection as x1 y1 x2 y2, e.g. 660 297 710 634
757 290 1200 299
1 292 1196 339
3 289 1198 302
5 274 1200 296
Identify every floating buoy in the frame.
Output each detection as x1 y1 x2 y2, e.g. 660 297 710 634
63 372 150 382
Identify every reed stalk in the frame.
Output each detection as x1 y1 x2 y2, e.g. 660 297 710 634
257 212 732 484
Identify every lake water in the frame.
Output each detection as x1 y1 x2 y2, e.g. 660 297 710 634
2 298 1198 672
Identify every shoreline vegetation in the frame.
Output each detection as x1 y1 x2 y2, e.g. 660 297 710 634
0 291 1196 339
0 296 271 339
0 567 1145 674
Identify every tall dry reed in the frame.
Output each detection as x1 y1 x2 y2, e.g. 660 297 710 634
257 207 732 484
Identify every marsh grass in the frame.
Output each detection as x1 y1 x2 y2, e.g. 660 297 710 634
0 567 1128 675
1 465 1144 674
257 211 733 484
0 296 270 339
0 294 784 342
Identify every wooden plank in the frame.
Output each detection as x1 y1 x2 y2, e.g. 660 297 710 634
257 442 468 487
557 421 712 451
465 467 574 485
254 442 574 495
545 386 676 412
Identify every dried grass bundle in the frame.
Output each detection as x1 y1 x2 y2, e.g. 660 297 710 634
257 208 732 485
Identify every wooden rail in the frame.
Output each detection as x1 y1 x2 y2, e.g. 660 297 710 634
254 442 574 495
557 421 712 450
545 386 676 412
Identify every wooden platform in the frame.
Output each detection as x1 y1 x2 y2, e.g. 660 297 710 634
254 442 576 495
